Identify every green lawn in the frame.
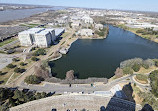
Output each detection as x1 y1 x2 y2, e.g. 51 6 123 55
61 32 69 38
117 24 157 42
20 23 40 28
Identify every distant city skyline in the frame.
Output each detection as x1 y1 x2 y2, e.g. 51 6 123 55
1 0 158 12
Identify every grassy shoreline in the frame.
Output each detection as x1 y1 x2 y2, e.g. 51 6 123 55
115 24 158 43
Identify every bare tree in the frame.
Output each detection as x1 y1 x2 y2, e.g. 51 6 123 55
34 61 50 79
115 67 123 78
65 70 75 80
52 51 60 59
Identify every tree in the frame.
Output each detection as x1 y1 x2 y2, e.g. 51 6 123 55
0 88 51 111
14 68 25 73
33 49 46 56
7 64 16 69
20 62 25 66
142 64 149 69
132 64 141 72
24 75 43 84
155 60 158 67
31 57 39 61
149 70 158 97
34 61 50 79
0 71 3 75
13 89 23 100
142 59 154 69
123 67 133 75
115 67 123 78
8 97 16 107
41 92 47 98
35 92 42 100
12 58 20 62
34 66 49 79
65 70 75 80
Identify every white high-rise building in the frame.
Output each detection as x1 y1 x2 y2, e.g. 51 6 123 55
35 29 53 48
18 28 44 46
18 28 56 48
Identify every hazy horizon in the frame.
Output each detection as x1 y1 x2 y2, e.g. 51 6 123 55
0 0 158 12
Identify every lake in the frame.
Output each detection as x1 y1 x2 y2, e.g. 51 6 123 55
52 25 158 79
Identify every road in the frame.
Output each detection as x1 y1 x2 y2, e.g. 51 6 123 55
17 74 151 94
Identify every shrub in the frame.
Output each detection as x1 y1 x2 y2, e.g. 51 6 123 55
122 67 133 75
132 63 141 72
20 62 25 66
24 75 44 84
12 58 20 62
6 64 16 69
33 49 46 56
14 68 25 73
31 57 39 61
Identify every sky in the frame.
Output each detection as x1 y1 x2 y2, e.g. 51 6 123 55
0 0 158 12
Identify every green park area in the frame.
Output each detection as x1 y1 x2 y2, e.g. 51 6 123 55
117 24 158 42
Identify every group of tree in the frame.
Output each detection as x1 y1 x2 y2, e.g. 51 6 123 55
114 58 157 78
14 67 25 73
138 91 158 110
120 58 155 72
136 27 158 35
95 27 107 37
31 57 39 61
24 60 50 84
149 70 158 97
34 60 50 79
33 48 46 56
24 75 44 84
0 88 52 110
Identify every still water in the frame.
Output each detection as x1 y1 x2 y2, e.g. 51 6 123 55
0 7 63 23
52 25 158 79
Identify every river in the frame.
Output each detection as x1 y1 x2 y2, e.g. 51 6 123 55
52 25 158 79
0 7 64 23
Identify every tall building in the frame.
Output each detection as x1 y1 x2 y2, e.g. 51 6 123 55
18 28 56 47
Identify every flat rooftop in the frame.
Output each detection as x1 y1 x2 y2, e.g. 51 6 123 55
19 28 44 35
35 29 54 35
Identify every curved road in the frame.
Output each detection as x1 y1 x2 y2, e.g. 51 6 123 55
18 74 151 94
